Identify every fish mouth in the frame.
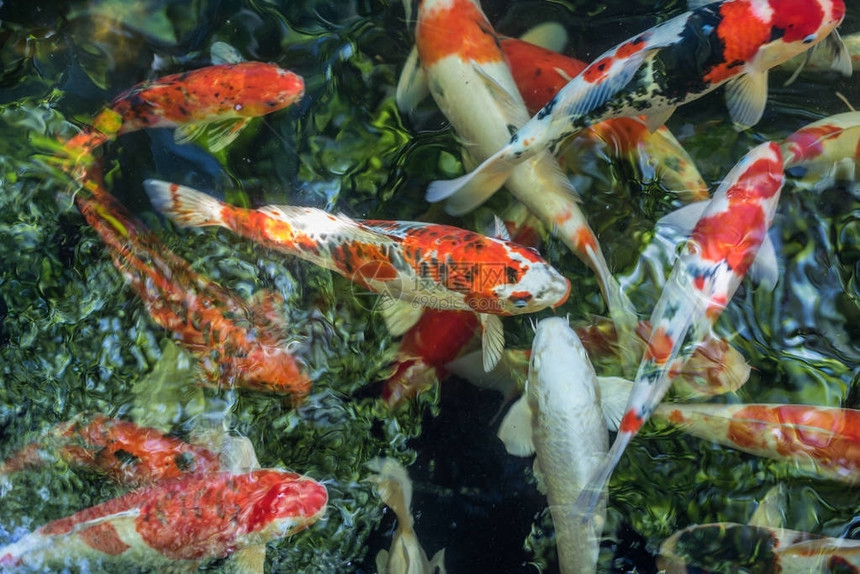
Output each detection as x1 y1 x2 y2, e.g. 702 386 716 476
553 278 571 308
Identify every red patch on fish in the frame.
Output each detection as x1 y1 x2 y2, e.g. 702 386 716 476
500 37 587 113
620 410 644 433
79 522 131 556
784 123 843 163
704 1 771 84
417 0 503 68
583 56 615 84
770 0 826 43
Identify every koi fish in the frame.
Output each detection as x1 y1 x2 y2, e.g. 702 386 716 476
572 141 785 518
0 468 327 571
75 176 311 398
497 317 612 574
779 29 860 76
367 457 446 574
427 0 849 205
781 111 860 188
658 522 860 573
382 203 542 406
63 61 305 166
499 34 710 203
398 0 638 369
0 413 221 488
143 180 570 372
653 403 860 485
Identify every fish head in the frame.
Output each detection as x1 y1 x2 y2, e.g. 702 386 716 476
757 0 846 66
488 248 570 315
528 316 594 386
233 62 305 117
247 471 328 540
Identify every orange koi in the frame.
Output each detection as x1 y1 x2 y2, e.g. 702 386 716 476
0 469 327 570
75 176 311 398
63 61 304 165
0 414 221 488
573 142 785 518
654 403 860 485
143 179 570 372
428 0 849 205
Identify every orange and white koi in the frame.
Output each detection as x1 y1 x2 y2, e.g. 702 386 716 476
572 142 785 518
143 179 570 372
0 413 221 488
367 457 446 574
499 34 710 202
654 403 860 485
658 522 860 573
0 468 327 570
398 0 638 367
63 61 304 166
74 177 311 398
781 110 860 187
382 202 542 406
497 317 611 574
427 0 849 205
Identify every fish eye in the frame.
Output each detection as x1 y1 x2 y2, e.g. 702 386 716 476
513 299 528 309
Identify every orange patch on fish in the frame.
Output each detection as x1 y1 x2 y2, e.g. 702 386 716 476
79 522 130 556
784 123 843 163
644 326 675 364
620 410 644 433
417 0 503 68
703 1 771 84
583 56 615 84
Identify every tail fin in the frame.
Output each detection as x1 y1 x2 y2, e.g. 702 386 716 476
426 147 516 214
143 179 227 228
366 457 414 530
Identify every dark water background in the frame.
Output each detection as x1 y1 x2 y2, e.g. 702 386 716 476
0 0 859 572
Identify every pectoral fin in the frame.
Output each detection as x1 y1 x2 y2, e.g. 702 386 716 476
596 376 634 431
396 46 430 114
748 233 778 291
481 313 505 372
497 395 535 456
644 105 676 133
174 118 251 152
380 295 424 336
725 70 769 131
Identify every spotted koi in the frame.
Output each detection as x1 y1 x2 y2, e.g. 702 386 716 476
143 179 570 372
0 413 221 488
0 469 327 570
654 403 860 485
63 61 304 168
75 176 311 398
781 110 860 187
398 0 638 369
571 141 785 519
427 0 848 206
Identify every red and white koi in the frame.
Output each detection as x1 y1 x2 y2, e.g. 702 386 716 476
658 522 860 573
74 177 311 398
0 468 327 571
654 403 860 485
367 457 446 574
499 33 710 202
143 179 570 372
781 110 860 187
427 0 849 205
398 0 638 366
497 317 611 574
572 142 785 517
63 61 304 167
0 413 221 488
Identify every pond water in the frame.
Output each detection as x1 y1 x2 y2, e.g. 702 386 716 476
0 0 858 572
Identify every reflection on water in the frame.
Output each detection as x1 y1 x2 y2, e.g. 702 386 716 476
0 0 858 572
